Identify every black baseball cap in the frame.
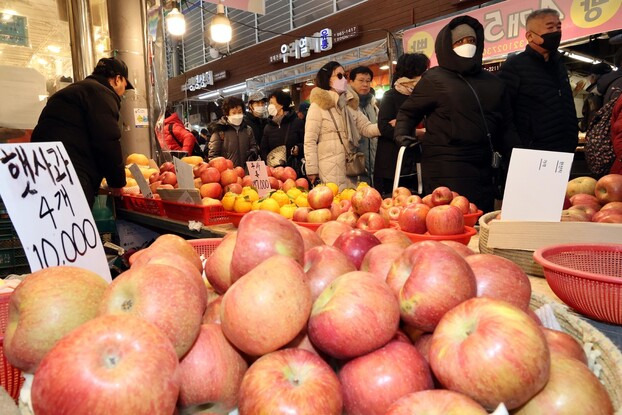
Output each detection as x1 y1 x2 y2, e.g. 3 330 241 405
93 57 134 90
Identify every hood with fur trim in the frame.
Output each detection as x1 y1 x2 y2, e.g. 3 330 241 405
309 87 359 111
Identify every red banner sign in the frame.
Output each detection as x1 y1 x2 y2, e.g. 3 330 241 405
402 0 622 64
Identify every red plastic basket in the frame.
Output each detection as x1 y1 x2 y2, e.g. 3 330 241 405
533 243 622 324
188 238 223 259
293 221 322 231
227 212 246 228
463 210 483 227
162 200 231 225
399 226 477 245
0 292 24 401
122 195 166 216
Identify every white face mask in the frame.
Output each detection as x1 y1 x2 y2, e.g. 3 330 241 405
453 43 477 58
268 104 279 117
228 114 244 126
331 77 348 93
252 105 266 117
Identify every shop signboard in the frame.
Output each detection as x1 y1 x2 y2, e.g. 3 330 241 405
0 142 112 282
0 15 28 47
402 0 622 64
203 0 265 15
182 71 214 92
270 28 334 64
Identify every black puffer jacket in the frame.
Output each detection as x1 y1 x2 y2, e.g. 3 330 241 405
597 70 622 104
260 111 305 162
499 46 578 153
206 118 259 167
31 75 126 206
244 113 267 147
394 16 518 211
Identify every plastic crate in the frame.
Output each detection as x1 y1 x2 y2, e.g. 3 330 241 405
122 195 166 217
533 243 622 325
162 200 231 225
188 238 223 258
0 292 24 401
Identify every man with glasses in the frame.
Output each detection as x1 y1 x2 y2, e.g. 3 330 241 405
348 66 379 186
499 8 578 153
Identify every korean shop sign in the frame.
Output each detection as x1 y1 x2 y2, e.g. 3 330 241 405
270 28 333 64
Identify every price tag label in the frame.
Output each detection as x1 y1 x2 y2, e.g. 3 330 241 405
501 148 574 222
173 156 195 189
246 160 271 197
129 163 153 198
0 142 112 282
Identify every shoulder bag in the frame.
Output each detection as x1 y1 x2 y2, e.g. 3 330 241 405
266 123 291 167
328 109 366 177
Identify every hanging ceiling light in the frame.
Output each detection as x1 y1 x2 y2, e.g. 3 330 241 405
210 3 232 44
166 4 186 37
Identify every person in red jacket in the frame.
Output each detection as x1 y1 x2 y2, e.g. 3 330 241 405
611 95 622 175
160 108 197 154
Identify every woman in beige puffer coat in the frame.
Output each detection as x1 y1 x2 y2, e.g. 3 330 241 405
304 61 380 190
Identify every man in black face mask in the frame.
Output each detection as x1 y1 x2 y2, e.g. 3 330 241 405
499 8 578 154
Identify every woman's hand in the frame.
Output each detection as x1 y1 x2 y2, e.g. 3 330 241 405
389 119 396 127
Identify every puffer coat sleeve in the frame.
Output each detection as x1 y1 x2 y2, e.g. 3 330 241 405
207 132 223 161
304 103 323 176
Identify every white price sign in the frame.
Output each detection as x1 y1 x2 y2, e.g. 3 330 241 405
0 142 112 282
173 156 195 189
246 160 271 198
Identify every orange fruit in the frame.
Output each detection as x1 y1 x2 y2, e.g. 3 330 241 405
221 192 237 211
233 196 252 213
326 182 339 196
280 204 297 219
260 198 281 213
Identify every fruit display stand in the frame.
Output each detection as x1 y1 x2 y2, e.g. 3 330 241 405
479 211 622 277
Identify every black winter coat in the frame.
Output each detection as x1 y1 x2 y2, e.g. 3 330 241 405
244 113 267 147
499 46 578 153
394 16 518 212
376 88 414 180
260 111 305 162
206 118 259 168
31 75 126 206
597 70 622 104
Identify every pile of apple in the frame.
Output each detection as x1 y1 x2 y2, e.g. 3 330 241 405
4 210 615 414
381 186 479 235
562 174 622 223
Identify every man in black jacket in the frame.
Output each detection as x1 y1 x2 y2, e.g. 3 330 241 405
394 16 518 212
499 8 578 153
31 57 133 206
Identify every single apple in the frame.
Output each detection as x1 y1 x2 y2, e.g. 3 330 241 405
406 195 423 205
440 240 475 257
570 193 600 207
242 175 253 187
360 243 406 281
308 208 333 223
468 202 479 214
426 205 464 235
316 220 352 246
159 161 176 174
148 171 160 184
450 195 470 214
304 245 357 301
595 174 622 204
281 166 297 181
308 185 334 209
149 234 203 272
296 178 309 190
568 204 598 221
234 166 245 178
393 195 409 207
200 167 221 184
224 183 243 194
220 169 239 187
351 186 383 215
387 206 402 221
422 194 434 207
600 201 622 212
592 210 622 223
431 186 453 206
566 176 597 199
282 178 297 192
398 203 430 234
561 209 590 222
336 211 359 228
204 232 237 294
382 198 394 210
159 171 177 186
209 157 229 173
293 206 311 222
357 212 389 231
200 182 223 199
392 187 412 198
541 328 587 364
373 228 411 248
333 228 381 269
295 224 324 252
385 390 488 415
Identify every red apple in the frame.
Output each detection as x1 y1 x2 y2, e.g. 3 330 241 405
238 349 342 415
308 271 400 359
440 240 475 257
541 328 587 364
373 228 411 248
149 234 203 272
333 228 381 269
234 166 245 178
193 177 202 189
422 194 434 207
4 267 108 373
231 210 304 281
357 212 389 231
465 254 531 310
566 176 597 199
360 243 405 281
178 324 248 411
340 199 352 212
601 201 622 212
316 220 352 245
242 175 253 187
225 159 234 169
330 201 344 220
148 171 161 184
281 166 297 181
429 297 550 410
308 208 333 223
99 264 205 358
386 390 488 415
336 211 359 227
221 255 311 356
351 186 383 215
339 341 434 415
393 194 409 207
450 195 470 214
293 207 311 222
382 198 394 210
149 180 162 194
209 157 228 172
426 205 464 235
224 182 242 194
398 203 430 234
159 171 177 186
265 165 273 177
570 193 600 207
202 297 223 324
296 178 309 190
407 195 423 205
513 353 613 415
386 242 438 298
204 232 237 294
431 186 453 206
392 187 412 198
592 210 622 223
282 178 297 192
468 202 479 213
200 167 221 184
272 166 285 181
200 182 223 199
192 162 206 178
159 161 176 174
308 185 334 209
31 315 180 415
400 241 476 331
561 208 590 222
413 333 433 363
387 206 402 221
277 179 284 189
304 245 357 301
220 169 238 187
595 174 622 204
295 224 324 252
568 204 598 221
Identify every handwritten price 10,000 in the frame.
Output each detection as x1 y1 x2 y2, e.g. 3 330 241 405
32 218 99 268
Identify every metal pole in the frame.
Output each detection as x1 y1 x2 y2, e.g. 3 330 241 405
66 0 96 81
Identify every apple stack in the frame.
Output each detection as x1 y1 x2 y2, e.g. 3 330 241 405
563 174 622 223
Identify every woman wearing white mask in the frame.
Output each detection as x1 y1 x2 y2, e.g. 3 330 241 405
304 61 380 190
207 96 259 167
394 16 519 212
375 53 430 196
261 90 305 171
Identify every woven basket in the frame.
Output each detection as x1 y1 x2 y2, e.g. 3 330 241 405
530 293 622 413
479 211 544 277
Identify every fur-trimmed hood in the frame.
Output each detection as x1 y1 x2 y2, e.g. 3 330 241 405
309 87 359 111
